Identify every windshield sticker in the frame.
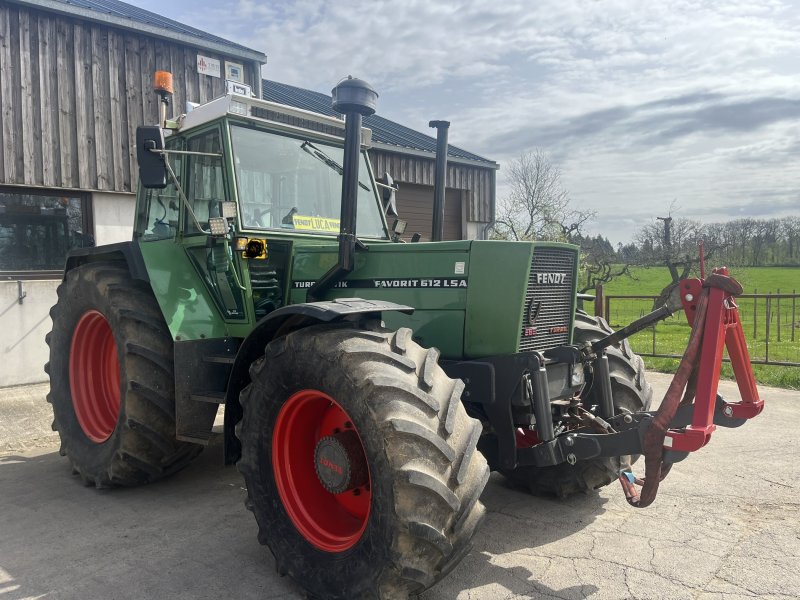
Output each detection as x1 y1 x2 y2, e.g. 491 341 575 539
292 215 341 232
293 278 468 289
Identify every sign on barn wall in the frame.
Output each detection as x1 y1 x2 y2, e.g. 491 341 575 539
197 55 221 78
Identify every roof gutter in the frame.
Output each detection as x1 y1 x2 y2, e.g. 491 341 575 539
370 141 498 170
9 0 267 63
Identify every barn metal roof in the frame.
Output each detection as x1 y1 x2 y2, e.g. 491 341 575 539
263 80 498 168
12 0 267 62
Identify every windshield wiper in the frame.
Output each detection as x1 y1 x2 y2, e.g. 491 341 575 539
301 141 370 191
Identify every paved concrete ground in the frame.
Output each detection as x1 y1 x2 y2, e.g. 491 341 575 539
1 374 798 600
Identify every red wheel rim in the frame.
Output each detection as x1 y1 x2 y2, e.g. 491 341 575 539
272 390 372 552
69 310 121 443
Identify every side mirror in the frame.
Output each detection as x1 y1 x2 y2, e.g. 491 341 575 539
377 172 399 216
136 126 167 189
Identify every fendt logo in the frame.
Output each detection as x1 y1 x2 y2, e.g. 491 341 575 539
534 272 567 285
528 300 542 326
319 457 343 475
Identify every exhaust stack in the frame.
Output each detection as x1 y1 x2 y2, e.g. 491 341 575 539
429 120 450 241
307 77 378 301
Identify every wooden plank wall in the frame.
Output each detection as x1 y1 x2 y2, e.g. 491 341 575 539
369 148 495 223
0 4 259 193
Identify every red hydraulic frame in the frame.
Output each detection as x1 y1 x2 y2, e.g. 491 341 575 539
620 266 765 508
667 267 764 453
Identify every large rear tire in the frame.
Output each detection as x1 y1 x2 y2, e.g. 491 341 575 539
237 323 489 599
46 263 202 487
503 312 652 498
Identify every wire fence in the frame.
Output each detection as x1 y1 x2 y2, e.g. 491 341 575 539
600 290 800 367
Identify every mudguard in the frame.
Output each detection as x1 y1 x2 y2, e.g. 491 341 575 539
64 241 149 282
223 298 414 463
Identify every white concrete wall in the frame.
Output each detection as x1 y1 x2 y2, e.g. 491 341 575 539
92 192 136 245
0 280 58 387
0 192 135 387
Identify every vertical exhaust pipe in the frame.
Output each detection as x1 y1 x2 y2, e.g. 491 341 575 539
307 77 378 301
429 120 450 241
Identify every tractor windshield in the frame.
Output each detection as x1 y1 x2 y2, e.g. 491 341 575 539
230 125 388 238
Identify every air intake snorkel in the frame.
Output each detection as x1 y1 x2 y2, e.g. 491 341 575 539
307 77 378 302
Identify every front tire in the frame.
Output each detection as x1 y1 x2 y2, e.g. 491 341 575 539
502 312 653 498
46 263 202 487
237 323 489 599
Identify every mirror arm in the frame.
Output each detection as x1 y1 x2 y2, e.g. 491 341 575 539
150 148 223 158
374 181 398 192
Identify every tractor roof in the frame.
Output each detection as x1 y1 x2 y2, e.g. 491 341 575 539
175 94 372 146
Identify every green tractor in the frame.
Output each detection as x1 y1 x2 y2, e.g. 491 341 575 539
46 75 763 599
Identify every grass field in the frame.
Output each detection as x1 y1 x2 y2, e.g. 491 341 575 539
586 265 800 390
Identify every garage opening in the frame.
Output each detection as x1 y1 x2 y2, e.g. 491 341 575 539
394 183 462 241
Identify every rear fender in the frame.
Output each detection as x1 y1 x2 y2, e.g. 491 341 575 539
64 242 149 282
223 299 413 463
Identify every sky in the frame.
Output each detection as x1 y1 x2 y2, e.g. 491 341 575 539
136 0 800 244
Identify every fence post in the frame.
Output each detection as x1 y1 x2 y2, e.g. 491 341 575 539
765 295 771 364
652 323 656 355
604 295 610 324
753 289 757 340
777 289 781 342
793 290 796 343
594 284 604 318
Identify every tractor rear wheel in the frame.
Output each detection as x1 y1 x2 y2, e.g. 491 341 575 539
237 323 489 599
502 312 653 498
46 263 202 487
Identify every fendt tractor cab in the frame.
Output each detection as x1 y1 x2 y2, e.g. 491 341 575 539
46 73 764 599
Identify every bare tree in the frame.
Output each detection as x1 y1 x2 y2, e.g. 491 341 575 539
577 236 632 294
492 150 593 242
635 210 727 308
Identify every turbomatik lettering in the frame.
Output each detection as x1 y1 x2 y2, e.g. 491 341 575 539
292 278 468 289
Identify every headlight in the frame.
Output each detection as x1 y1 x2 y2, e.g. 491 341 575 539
571 364 585 386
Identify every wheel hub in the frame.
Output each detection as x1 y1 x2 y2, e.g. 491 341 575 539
314 430 369 494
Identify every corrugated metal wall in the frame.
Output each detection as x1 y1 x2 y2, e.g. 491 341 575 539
0 3 259 194
369 148 494 223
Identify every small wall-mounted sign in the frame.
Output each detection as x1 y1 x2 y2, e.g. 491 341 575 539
197 55 221 78
225 61 245 83
226 80 252 96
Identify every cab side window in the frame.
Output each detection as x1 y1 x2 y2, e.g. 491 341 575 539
184 130 225 234
136 151 182 241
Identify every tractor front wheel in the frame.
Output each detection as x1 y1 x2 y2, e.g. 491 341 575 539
237 323 489 599
46 263 202 487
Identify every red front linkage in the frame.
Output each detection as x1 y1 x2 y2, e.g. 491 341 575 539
620 266 764 507
667 268 764 452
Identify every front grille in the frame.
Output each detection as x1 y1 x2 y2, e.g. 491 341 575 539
518 247 576 352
